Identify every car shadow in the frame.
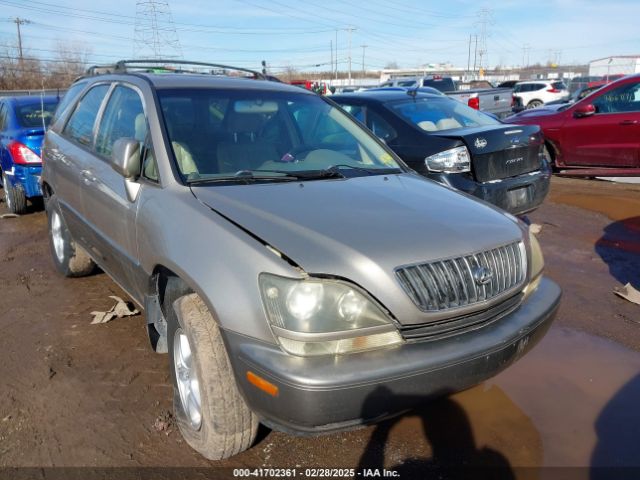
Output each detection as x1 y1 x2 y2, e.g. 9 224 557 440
356 386 518 480
594 216 640 288
591 373 640 478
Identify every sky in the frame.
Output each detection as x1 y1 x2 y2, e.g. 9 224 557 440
0 0 638 75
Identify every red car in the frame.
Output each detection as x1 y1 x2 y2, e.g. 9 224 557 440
505 74 640 176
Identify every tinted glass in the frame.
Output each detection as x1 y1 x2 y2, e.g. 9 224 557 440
397 80 417 87
0 104 7 131
389 97 499 132
63 84 110 146
157 89 401 181
340 104 365 122
95 86 146 158
367 110 397 142
15 101 59 128
552 81 566 90
592 82 640 113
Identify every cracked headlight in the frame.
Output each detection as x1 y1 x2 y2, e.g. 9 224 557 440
259 274 403 356
425 146 471 173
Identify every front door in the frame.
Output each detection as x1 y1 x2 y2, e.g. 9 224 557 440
80 84 149 302
562 80 640 167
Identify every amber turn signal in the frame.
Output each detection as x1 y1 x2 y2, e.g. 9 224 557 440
246 371 279 397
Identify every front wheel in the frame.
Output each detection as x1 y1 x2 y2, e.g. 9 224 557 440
527 99 543 109
167 292 258 460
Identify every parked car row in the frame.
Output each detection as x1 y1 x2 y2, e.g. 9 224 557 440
0 59 563 461
378 75 514 118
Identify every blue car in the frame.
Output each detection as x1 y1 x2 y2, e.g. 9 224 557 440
0 95 59 213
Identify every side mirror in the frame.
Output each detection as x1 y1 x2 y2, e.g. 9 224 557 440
111 138 141 179
573 104 596 118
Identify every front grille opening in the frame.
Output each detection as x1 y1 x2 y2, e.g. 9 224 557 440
396 241 526 312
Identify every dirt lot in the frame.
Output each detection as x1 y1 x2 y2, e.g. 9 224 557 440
1 176 639 478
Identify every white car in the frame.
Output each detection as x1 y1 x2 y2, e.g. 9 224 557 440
513 80 569 109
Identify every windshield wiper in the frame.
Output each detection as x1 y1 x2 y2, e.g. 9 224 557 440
324 164 402 175
187 170 301 185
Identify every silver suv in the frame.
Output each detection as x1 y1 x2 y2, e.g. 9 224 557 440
42 61 561 460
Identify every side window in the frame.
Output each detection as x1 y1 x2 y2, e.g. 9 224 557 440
0 104 7 131
96 85 146 158
367 110 397 142
52 81 87 124
63 84 110 147
340 104 365 123
592 82 640 114
141 144 159 182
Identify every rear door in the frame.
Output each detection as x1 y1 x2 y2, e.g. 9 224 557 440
79 83 150 301
47 83 111 240
561 80 640 167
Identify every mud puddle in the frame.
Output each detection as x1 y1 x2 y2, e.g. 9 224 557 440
484 326 640 469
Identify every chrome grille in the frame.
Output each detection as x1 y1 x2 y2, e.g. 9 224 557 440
396 241 527 312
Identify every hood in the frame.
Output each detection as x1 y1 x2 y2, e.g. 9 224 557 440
191 174 524 323
429 123 541 155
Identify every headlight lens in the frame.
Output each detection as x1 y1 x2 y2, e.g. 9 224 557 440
259 274 402 356
425 146 471 173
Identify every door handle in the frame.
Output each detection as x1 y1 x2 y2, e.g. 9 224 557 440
619 120 638 125
80 169 96 183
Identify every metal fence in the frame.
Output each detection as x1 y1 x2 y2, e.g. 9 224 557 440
0 89 67 98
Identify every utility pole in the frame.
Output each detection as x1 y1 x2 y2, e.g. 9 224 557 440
467 34 472 79
473 34 478 76
360 45 367 78
330 40 333 80
346 26 356 86
335 29 338 80
13 17 31 65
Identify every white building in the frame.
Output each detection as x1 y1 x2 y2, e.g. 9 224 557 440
589 55 640 77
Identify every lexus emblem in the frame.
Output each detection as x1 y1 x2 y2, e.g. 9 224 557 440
474 137 487 149
473 266 493 285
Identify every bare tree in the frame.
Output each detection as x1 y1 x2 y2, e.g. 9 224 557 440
46 40 93 88
0 42 44 90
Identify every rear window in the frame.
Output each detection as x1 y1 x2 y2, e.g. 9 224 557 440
388 96 499 132
552 81 567 90
422 78 456 92
16 101 59 128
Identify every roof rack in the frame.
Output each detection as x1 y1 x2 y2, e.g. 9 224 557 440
85 59 266 80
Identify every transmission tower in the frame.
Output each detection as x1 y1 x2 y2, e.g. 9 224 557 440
133 1 182 59
475 8 492 74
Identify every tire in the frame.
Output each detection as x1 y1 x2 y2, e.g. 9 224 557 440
526 99 543 109
46 196 96 277
167 291 258 460
2 172 27 215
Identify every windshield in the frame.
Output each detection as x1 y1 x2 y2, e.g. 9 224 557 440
16 100 58 128
388 97 500 132
157 88 402 183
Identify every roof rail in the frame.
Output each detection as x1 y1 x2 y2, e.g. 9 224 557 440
85 59 267 80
